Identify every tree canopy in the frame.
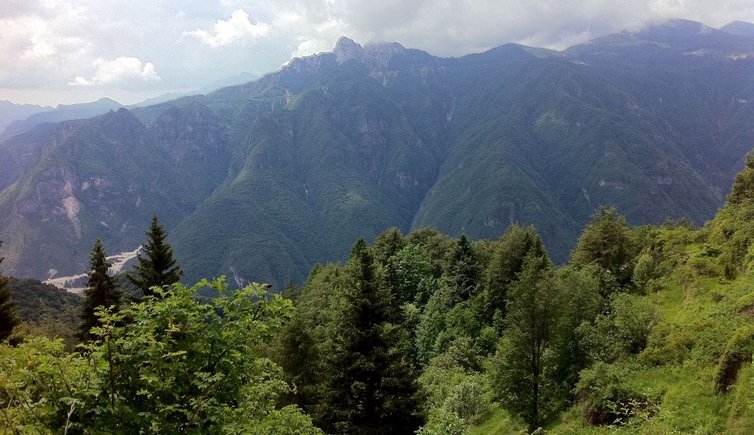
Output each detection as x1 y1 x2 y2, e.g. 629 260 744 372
128 215 183 297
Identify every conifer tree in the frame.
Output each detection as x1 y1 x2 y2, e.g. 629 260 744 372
372 227 406 266
571 207 636 287
79 239 121 341
317 238 424 434
446 234 480 303
485 225 549 324
128 215 182 297
0 241 20 341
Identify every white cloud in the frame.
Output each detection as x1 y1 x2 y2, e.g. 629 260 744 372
2 0 754 105
183 9 270 47
68 57 161 87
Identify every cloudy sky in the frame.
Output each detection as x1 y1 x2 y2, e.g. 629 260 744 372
1 0 753 107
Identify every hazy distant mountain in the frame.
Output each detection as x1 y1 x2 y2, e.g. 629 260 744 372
0 98 122 141
2 19 754 288
197 71 260 94
130 92 198 108
720 20 754 38
128 73 261 109
0 100 51 136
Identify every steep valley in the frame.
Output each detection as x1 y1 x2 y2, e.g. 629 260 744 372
1 19 754 288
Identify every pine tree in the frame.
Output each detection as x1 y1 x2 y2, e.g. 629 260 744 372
79 239 121 341
446 234 480 303
571 207 636 287
0 241 20 341
372 227 405 266
128 215 182 298
485 225 549 325
317 238 424 434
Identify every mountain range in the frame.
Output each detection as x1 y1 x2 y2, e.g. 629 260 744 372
1 19 754 288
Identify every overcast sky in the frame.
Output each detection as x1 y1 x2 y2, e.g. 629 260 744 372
1 0 753 107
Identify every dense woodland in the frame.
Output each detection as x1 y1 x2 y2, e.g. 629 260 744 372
1 153 754 433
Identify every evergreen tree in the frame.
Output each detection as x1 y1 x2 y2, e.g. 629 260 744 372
372 227 406 266
571 207 636 287
446 234 480 303
0 241 20 341
728 152 754 205
317 238 424 434
79 239 121 341
485 225 549 325
128 215 182 297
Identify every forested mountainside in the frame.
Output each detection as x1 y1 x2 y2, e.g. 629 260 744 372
3 139 754 433
2 19 754 288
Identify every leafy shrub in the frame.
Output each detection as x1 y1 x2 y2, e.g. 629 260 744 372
416 408 466 435
575 362 656 425
0 278 321 433
442 376 490 423
632 253 656 292
579 293 658 363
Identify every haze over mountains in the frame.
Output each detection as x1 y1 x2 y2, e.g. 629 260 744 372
1 19 754 288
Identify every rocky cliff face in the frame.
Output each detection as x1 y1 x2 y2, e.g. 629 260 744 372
0 106 231 279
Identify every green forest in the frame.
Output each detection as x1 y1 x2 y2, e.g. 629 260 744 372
2 153 754 434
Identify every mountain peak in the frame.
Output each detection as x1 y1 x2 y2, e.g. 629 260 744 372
333 36 364 63
363 41 406 58
720 20 754 37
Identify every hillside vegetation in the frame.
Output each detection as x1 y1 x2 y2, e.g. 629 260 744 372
2 153 754 433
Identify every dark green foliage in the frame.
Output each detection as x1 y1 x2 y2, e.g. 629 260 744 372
0 279 17 342
388 243 434 305
0 241 19 341
78 239 121 341
128 215 183 297
490 254 561 432
316 239 424 434
415 284 453 365
727 153 754 206
572 207 637 287
273 312 319 409
446 234 480 303
373 227 406 266
549 266 602 398
5 278 81 324
485 225 549 324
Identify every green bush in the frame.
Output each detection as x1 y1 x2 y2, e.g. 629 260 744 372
575 362 656 426
443 376 490 424
0 278 321 433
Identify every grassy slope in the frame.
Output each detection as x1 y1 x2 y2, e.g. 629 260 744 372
472 222 754 434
